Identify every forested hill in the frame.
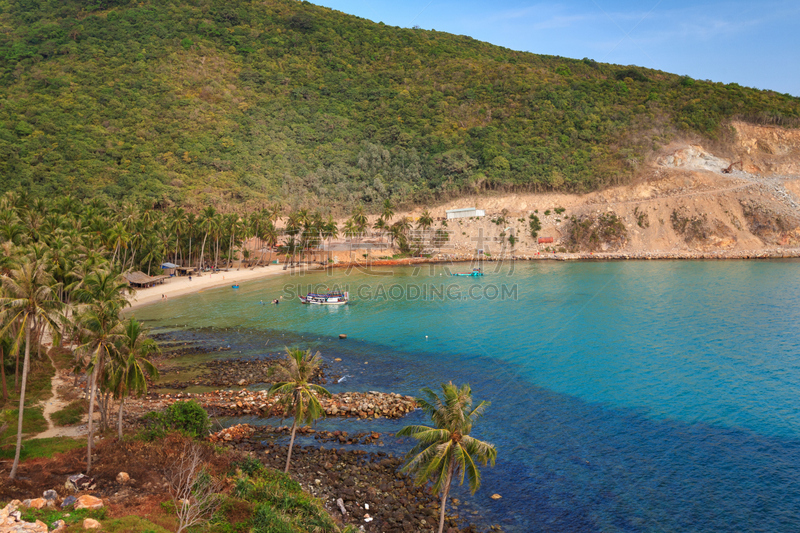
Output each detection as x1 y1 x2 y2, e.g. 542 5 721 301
1 0 798 210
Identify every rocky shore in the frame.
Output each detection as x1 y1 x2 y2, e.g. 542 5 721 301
209 424 487 533
151 356 339 390
127 389 417 421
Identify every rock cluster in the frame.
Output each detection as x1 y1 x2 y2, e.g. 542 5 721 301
209 424 387 449
133 390 417 421
230 439 472 533
208 424 256 444
0 502 48 533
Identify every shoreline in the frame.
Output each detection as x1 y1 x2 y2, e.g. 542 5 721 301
125 263 319 311
125 248 800 310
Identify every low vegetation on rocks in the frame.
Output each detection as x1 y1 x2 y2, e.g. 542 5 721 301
565 212 628 252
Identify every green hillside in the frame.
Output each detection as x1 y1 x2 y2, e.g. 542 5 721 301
1 0 798 210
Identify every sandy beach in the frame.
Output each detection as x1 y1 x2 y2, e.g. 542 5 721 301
125 264 314 310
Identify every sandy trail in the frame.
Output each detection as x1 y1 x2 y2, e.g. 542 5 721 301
33 349 86 440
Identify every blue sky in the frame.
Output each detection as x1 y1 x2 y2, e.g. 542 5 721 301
312 0 800 96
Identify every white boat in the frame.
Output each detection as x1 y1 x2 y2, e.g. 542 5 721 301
299 291 349 305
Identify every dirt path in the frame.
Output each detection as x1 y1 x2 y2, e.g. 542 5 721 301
33 349 86 440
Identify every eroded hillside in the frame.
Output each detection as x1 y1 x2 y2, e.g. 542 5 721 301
394 122 800 257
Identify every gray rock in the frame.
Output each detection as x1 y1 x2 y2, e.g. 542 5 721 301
61 495 77 509
43 489 58 501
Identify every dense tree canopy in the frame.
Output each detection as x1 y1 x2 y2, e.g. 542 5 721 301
0 0 798 210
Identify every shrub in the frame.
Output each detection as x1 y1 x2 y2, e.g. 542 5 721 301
165 401 211 438
141 401 210 440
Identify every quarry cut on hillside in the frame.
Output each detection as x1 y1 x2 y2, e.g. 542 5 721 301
375 121 800 259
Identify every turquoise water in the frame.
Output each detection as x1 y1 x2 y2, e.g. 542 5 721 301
134 261 800 532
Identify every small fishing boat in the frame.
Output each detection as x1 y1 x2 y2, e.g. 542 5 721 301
231 284 240 289
453 268 484 277
299 291 349 305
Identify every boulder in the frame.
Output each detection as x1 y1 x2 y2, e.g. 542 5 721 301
65 474 95 492
22 498 47 510
51 519 67 532
116 472 130 484
75 495 104 510
82 518 102 529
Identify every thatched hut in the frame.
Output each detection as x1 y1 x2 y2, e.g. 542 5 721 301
124 271 169 288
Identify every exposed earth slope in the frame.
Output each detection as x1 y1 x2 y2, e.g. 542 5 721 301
394 121 800 256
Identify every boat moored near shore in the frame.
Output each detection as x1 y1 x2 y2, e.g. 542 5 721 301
299 291 349 305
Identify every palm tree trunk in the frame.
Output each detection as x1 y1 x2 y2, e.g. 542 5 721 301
100 390 110 432
86 363 99 473
438 461 455 533
198 233 208 271
14 343 19 392
117 397 124 440
228 231 234 269
1 345 7 402
9 320 32 479
284 420 298 473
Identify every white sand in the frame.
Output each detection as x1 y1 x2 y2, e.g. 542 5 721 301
126 264 311 310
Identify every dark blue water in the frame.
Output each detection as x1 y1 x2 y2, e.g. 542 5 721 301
133 260 800 532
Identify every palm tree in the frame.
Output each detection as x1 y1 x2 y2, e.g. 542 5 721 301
111 318 159 439
0 256 63 479
168 207 186 266
417 210 434 247
343 219 357 263
397 382 497 533
381 198 395 224
197 207 217 271
74 270 130 473
268 348 331 473
322 216 338 264
373 217 388 241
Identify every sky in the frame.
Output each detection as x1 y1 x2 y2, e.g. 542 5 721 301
312 0 800 97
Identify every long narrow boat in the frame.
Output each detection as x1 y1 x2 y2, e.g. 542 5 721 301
453 268 484 277
299 291 349 305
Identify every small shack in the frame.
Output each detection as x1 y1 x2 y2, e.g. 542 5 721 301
124 271 169 288
160 262 179 275
446 207 485 220
176 266 196 276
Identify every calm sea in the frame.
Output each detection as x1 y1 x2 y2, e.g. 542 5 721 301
134 260 800 532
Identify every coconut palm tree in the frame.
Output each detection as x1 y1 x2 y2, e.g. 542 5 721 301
397 382 497 533
417 210 434 247
381 199 395 224
168 207 186 266
0 255 63 479
73 269 130 473
322 216 338 264
110 318 159 439
268 348 331 473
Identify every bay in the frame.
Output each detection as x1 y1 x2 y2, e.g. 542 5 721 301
134 260 800 532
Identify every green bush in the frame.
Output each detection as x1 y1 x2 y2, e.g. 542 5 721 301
165 400 210 438
141 400 210 440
